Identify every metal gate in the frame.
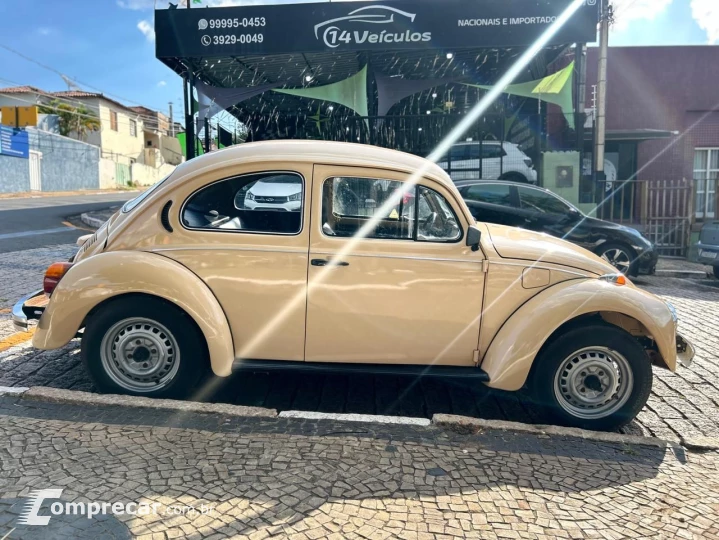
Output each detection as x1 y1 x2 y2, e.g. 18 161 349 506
644 179 693 257
29 150 42 191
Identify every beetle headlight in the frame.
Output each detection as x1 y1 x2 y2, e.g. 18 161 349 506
599 273 627 286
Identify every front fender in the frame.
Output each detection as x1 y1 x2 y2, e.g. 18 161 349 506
33 251 235 377
481 279 676 391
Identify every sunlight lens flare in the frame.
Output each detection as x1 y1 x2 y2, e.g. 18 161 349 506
236 0 587 362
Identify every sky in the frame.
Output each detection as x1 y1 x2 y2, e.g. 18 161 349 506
0 0 716 125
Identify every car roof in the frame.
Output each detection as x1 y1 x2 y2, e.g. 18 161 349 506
454 179 548 191
170 140 453 189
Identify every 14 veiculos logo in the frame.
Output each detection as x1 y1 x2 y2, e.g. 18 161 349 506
314 5 431 49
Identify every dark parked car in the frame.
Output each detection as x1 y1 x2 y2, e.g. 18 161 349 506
456 180 657 276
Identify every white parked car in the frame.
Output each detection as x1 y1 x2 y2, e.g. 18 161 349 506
439 141 537 184
241 174 303 211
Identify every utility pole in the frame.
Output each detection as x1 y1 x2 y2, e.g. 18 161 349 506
594 0 611 180
169 102 174 137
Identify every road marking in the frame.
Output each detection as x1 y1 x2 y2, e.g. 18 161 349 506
0 329 35 352
62 221 94 232
279 410 431 426
0 227 74 240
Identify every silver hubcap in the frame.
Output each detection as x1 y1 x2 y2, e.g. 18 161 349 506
601 248 631 274
100 318 180 393
553 347 634 420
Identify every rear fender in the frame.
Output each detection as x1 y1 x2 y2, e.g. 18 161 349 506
480 279 676 391
33 251 235 377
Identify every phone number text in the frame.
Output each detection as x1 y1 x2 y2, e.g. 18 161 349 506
208 18 266 29
209 34 264 45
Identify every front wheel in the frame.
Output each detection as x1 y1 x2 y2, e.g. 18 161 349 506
81 296 209 399
713 264 719 279
529 325 652 431
598 243 637 276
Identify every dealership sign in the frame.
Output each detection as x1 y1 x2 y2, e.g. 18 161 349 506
0 126 29 159
155 0 600 58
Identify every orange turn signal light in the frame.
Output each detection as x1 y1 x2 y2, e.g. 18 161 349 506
615 275 627 286
43 262 73 295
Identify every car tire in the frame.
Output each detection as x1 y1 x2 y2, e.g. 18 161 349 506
529 324 652 431
713 264 719 279
499 172 529 184
597 243 637 276
81 296 209 399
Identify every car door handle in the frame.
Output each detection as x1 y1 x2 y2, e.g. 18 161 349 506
311 259 349 267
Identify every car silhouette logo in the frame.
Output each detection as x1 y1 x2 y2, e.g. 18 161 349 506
314 5 417 39
266 198 274 202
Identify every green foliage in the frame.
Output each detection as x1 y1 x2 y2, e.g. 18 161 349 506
39 99 101 140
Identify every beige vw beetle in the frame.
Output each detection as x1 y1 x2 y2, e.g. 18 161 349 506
13 141 694 430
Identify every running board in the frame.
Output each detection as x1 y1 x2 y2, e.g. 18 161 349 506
231 359 490 381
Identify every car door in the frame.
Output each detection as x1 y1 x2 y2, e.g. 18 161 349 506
460 183 524 228
480 143 502 179
162 164 312 362
305 165 486 366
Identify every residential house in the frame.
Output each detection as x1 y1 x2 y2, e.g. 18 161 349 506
0 85 181 191
129 106 184 167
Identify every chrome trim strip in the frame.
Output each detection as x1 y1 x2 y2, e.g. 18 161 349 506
150 246 307 255
311 251 482 264
12 289 44 332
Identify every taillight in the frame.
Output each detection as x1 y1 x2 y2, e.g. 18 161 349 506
43 262 73 295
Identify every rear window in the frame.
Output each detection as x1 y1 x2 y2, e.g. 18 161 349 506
122 175 171 213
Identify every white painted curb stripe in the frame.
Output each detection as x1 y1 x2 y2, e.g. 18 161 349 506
279 410 431 426
0 386 29 394
0 227 73 240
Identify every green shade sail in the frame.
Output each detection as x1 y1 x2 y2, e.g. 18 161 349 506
274 66 368 118
464 61 575 128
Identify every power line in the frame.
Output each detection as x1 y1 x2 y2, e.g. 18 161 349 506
0 43 174 114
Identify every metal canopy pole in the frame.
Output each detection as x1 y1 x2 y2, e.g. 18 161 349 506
185 69 196 160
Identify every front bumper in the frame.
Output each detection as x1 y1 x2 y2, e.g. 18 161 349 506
636 247 659 275
695 246 719 265
12 289 47 332
676 334 695 368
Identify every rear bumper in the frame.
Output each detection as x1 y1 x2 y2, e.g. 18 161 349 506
676 334 695 369
12 290 46 332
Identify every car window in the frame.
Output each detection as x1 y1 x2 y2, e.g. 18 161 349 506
416 186 462 242
518 186 571 214
122 174 171 213
449 146 467 162
481 144 506 159
322 177 461 242
182 171 303 234
463 184 514 207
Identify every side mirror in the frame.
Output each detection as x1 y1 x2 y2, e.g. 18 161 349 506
466 225 481 252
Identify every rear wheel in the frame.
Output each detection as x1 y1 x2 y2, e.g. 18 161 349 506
82 296 209 399
529 325 652 431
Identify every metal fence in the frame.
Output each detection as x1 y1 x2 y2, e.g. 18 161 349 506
598 179 693 257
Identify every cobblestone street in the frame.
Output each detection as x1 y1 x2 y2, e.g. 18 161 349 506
1 244 719 443
0 396 718 540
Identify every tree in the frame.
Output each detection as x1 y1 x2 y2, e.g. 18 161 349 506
39 99 101 140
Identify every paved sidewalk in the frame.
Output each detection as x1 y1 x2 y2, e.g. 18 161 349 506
0 395 717 540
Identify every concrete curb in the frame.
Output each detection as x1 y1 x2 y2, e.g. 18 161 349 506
80 212 106 229
432 414 677 449
21 386 278 418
